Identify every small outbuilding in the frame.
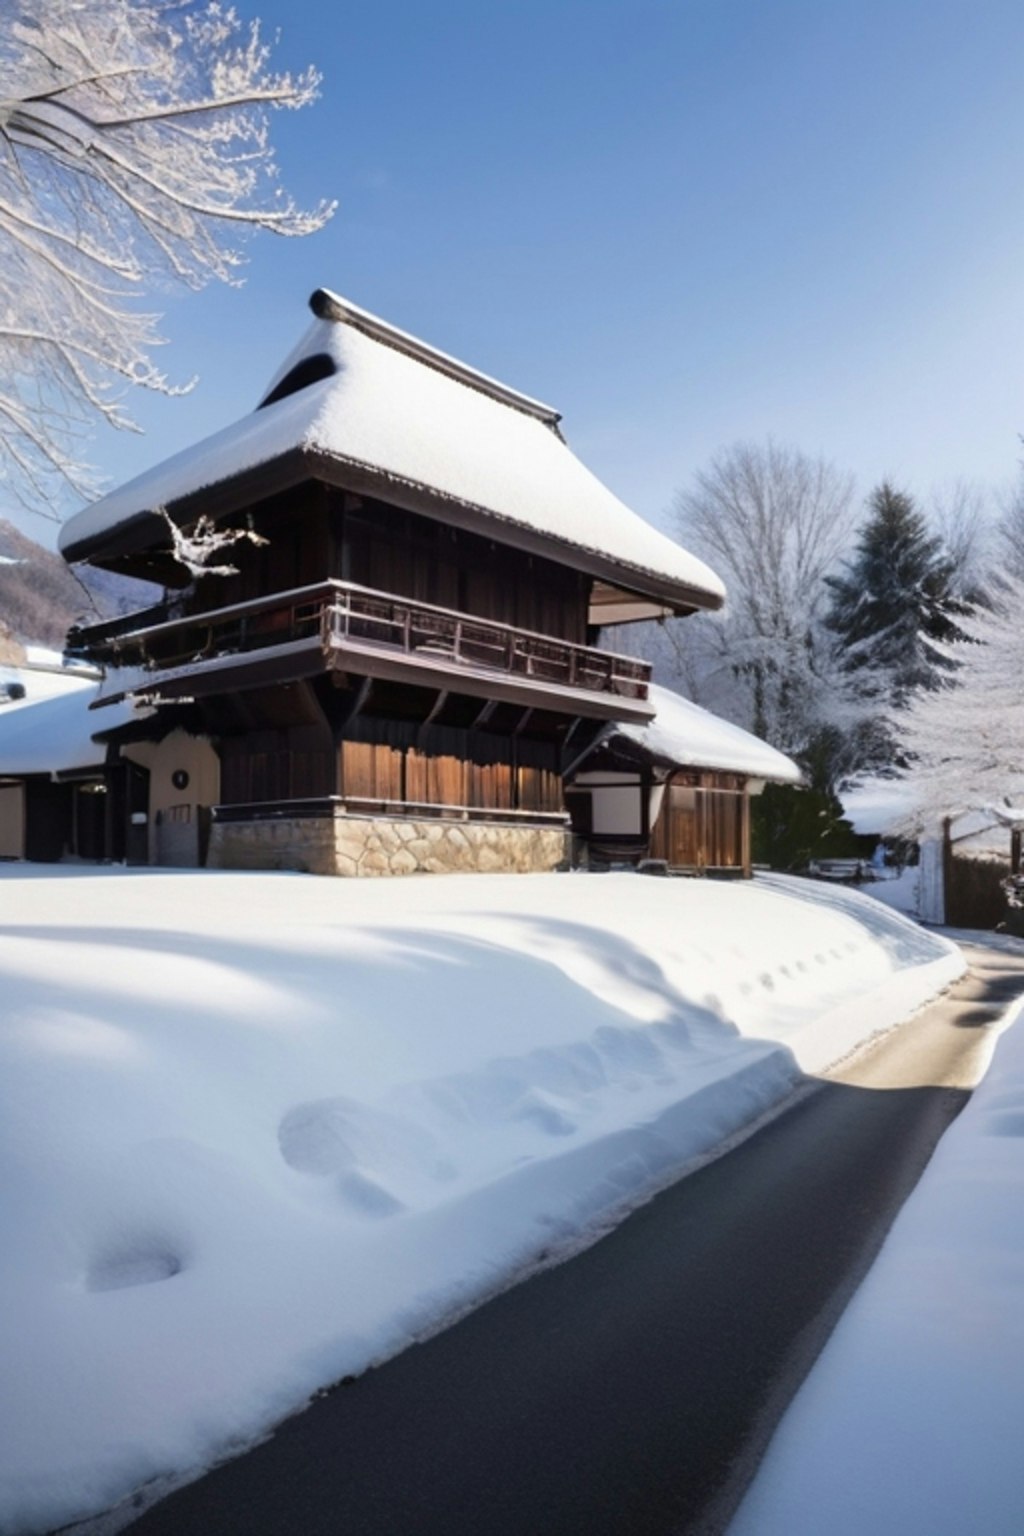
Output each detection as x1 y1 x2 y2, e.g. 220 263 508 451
565 684 802 875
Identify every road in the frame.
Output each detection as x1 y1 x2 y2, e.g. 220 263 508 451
122 938 1024 1536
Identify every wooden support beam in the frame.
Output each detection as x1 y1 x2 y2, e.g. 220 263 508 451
338 676 373 730
421 689 450 729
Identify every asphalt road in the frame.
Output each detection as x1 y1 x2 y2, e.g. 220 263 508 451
121 937 1024 1536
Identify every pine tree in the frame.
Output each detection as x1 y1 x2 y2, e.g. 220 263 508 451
825 482 970 710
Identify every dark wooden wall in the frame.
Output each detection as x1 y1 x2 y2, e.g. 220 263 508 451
219 723 335 805
342 498 588 643
192 484 330 611
191 483 590 645
181 478 588 820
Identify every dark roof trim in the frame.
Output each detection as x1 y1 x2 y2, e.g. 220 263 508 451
62 447 724 618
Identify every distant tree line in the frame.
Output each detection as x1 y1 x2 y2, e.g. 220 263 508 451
643 439 1024 867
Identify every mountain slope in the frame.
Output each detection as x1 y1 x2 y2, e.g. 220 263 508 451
0 519 157 649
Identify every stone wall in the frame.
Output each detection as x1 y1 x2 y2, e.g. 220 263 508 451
207 811 570 877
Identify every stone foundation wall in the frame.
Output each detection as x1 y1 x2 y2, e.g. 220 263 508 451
207 812 570 877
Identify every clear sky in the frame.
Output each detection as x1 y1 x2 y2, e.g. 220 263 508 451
34 0 1024 546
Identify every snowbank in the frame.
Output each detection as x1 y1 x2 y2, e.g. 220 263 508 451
860 864 920 917
730 969 1024 1536
0 867 962 1535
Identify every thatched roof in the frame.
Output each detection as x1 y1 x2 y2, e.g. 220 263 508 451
60 291 725 622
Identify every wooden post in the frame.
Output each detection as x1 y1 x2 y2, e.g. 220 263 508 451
1012 827 1022 876
741 788 752 878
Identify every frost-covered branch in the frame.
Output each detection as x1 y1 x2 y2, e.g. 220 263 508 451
669 439 854 756
160 508 267 578
0 0 334 514
889 576 1024 835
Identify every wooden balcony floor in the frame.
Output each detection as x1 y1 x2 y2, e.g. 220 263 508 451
71 580 654 722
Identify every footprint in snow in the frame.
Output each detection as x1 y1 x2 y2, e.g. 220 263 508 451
88 1240 183 1293
336 1171 406 1218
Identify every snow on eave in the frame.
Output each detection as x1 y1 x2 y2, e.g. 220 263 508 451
841 778 918 836
0 685 138 776
977 803 1024 829
59 292 726 616
614 684 803 783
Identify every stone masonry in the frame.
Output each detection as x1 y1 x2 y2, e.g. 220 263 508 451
207 812 570 877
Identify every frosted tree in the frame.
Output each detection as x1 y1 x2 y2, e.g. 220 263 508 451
894 576 1024 834
995 463 1024 580
927 478 992 605
0 0 332 513
667 439 854 755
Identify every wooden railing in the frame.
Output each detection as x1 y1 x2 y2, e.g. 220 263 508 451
67 579 651 702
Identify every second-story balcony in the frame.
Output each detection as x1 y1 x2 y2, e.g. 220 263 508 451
68 579 654 722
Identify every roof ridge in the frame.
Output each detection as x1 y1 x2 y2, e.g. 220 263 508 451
309 289 563 431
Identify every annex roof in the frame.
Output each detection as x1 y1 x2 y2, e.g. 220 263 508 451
59 291 725 621
613 684 803 783
0 682 137 776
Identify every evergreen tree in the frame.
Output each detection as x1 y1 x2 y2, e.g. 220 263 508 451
825 482 970 710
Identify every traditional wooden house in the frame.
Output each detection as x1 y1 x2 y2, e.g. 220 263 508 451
57 291 726 875
566 684 802 876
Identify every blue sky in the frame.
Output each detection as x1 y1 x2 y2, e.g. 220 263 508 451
39 0 1024 545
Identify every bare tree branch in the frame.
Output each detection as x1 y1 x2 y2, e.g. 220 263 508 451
0 0 334 514
668 439 854 751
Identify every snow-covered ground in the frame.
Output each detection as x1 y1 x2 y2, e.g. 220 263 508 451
860 863 920 916
730 940 1024 1536
0 866 964 1535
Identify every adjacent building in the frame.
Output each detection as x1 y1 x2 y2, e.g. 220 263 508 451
566 684 802 875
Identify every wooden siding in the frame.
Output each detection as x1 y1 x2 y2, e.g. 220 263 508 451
649 773 749 872
180 484 591 647
338 721 561 816
218 717 562 818
340 496 590 644
199 484 330 610
220 724 335 805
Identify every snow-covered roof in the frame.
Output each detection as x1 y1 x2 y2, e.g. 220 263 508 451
615 684 803 782
0 660 99 706
840 778 918 836
59 291 726 619
0 683 137 775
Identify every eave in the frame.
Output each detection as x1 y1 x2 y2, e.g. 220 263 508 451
60 447 724 621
